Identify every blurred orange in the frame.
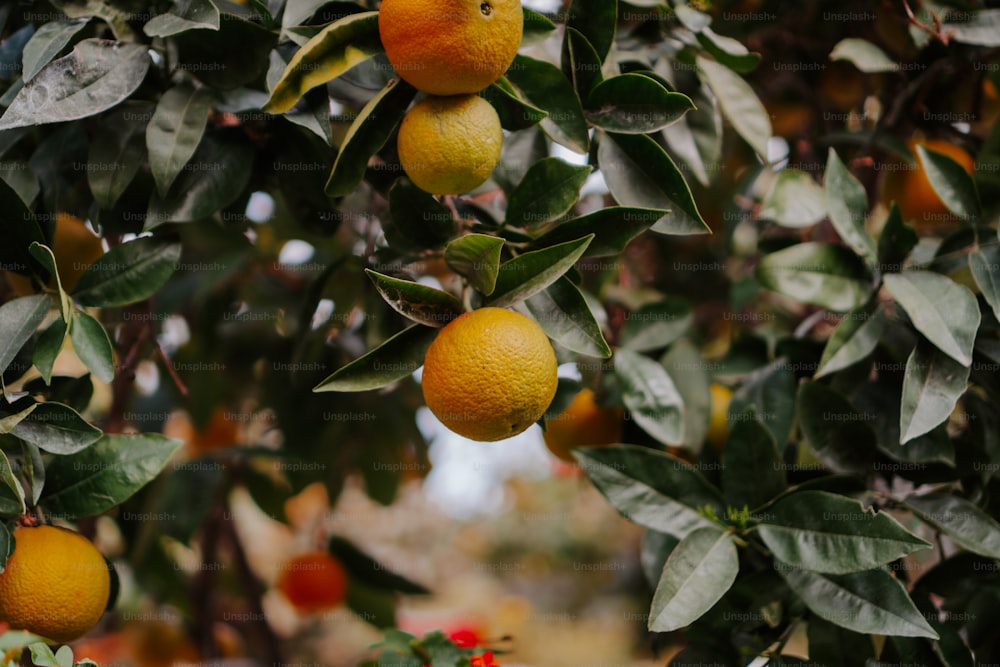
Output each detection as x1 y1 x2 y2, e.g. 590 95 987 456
542 389 624 463
881 139 975 230
706 383 733 455
276 552 349 614
164 406 240 457
5 213 104 295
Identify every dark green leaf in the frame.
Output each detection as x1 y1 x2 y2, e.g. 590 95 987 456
970 246 1000 322
722 410 786 510
695 28 761 73
174 15 276 90
778 567 938 639
756 242 874 312
21 19 89 82
758 169 826 228
506 54 590 154
443 233 503 296
313 325 437 392
41 434 183 519
531 207 662 256
615 348 683 445
11 402 102 455
729 359 797 447
488 235 592 308
797 381 879 474
649 527 738 632
33 318 67 386
916 144 981 221
564 0 616 62
660 339 711 452
904 491 1000 559
70 311 115 384
0 40 150 130
525 276 611 358
73 236 182 308
661 85 723 188
696 55 771 159
326 78 416 197
88 102 151 209
0 449 25 516
618 298 692 353
899 342 968 443
265 12 382 115
147 85 213 197
640 529 680 589
806 616 876 666
884 271 979 366
481 78 548 132
506 158 592 230
597 132 709 235
877 203 918 271
586 74 695 134
757 491 930 573
575 444 725 537
561 28 603 102
0 295 49 376
825 148 877 261
28 243 69 322
523 7 557 43
384 179 456 252
364 270 462 328
816 305 887 378
144 0 221 37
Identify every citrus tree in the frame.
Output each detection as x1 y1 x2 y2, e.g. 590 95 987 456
1 0 1000 665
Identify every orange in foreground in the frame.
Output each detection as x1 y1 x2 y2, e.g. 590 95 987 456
276 552 349 613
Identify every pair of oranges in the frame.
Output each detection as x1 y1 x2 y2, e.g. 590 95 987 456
378 0 523 195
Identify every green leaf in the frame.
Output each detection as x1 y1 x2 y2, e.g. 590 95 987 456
883 271 980 366
0 295 49 376
174 14 276 90
561 28 603 102
756 491 930 573
597 132 710 235
525 276 612 358
326 78 416 197
481 78 548 132
877 203 917 271
756 242 874 312
506 158 592 230
575 445 725 538
384 179 456 252
916 144 982 221
729 359 797 447
0 448 26 516
327 536 429 594
88 102 151 209
0 40 150 130
816 305 887 378
615 348 683 445
523 7 557 43
660 339 711 452
29 643 58 667
970 246 1000 322
779 567 938 639
313 325 438 392
70 311 115 384
264 12 382 115
721 410 786 510
531 207 663 257
50 0 134 40
146 133 254 225
696 55 771 159
648 527 738 632
640 529 679 589
661 85 723 188
488 235 592 308
41 434 183 519
506 54 590 154
943 8 1000 46
21 441 45 506
21 19 90 82
73 236 182 308
364 270 462 328
797 381 879 474
147 85 213 198
11 402 102 455
33 318 67 386
586 74 695 134
695 28 761 73
825 149 877 261
144 0 221 37
758 169 827 228
618 299 692 353
28 243 70 323
829 38 899 72
899 342 971 444
806 616 876 666
0 405 38 435
443 234 503 296
564 0 617 63
904 491 1000 559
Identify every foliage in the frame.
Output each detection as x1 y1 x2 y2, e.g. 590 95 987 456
0 0 999 664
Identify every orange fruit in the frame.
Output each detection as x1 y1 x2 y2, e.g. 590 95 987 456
706 383 732 455
542 389 624 462
164 406 240 457
378 0 523 96
5 213 104 295
276 552 349 613
0 525 111 643
397 94 503 195
421 307 558 441
882 139 975 229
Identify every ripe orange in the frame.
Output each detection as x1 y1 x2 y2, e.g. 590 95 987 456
276 552 348 613
882 139 975 229
421 308 558 442
5 213 104 295
397 94 503 195
706 383 732 455
0 525 111 643
542 389 624 462
378 0 523 96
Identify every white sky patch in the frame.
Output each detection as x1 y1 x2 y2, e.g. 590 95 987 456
246 191 276 223
278 240 315 265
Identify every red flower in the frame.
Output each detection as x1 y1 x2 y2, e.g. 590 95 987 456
470 652 499 667
449 628 480 648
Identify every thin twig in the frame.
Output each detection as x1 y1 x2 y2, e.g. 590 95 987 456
155 340 189 396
